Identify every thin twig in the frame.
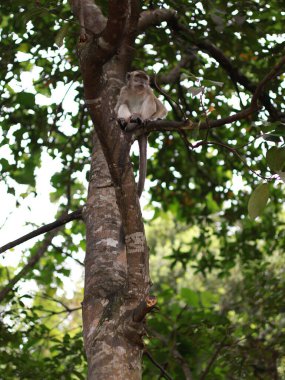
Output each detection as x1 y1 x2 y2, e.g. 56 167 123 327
200 140 272 180
41 306 81 317
153 74 186 120
198 86 211 141
199 336 227 380
150 330 194 380
51 244 84 266
144 351 174 380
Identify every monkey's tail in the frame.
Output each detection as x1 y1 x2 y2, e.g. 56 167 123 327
137 134 148 198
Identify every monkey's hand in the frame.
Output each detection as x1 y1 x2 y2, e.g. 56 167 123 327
117 118 128 129
130 114 143 125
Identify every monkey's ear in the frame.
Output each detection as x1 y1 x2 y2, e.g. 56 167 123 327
126 72 131 81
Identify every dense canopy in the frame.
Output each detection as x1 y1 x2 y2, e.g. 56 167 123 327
0 0 285 379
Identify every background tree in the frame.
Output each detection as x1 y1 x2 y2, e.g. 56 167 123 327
1 0 285 379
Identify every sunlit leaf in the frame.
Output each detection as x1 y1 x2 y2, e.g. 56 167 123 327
55 23 70 47
180 288 199 307
248 183 269 220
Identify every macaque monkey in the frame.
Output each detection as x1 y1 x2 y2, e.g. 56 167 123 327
115 71 168 197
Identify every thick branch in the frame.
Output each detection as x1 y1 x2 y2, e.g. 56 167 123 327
116 0 140 72
138 9 177 33
70 0 107 36
96 0 129 62
0 208 82 254
0 229 59 303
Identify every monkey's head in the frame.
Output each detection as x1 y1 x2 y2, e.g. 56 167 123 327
126 70 150 92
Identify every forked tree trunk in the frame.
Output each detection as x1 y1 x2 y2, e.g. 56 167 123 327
70 1 154 377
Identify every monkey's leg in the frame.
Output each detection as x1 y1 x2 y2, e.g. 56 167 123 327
117 104 131 129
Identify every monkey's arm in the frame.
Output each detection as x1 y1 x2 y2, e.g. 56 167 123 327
152 98 168 120
140 95 157 120
140 95 168 121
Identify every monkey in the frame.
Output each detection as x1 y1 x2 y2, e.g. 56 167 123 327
115 70 168 197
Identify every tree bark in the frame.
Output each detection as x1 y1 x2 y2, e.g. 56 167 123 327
82 66 151 378
83 132 141 379
71 2 154 377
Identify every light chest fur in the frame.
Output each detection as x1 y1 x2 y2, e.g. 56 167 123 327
126 91 147 114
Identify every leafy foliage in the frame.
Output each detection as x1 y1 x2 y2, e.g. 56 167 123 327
1 0 285 378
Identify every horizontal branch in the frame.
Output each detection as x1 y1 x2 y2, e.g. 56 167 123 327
0 208 83 254
131 55 285 137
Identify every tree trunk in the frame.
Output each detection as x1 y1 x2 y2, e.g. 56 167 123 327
83 130 147 379
71 2 153 376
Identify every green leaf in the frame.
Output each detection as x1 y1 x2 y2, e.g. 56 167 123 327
180 288 200 307
266 146 285 172
12 170 35 186
0 158 10 172
272 124 285 137
201 79 224 88
18 43 30 53
16 92 35 108
55 23 70 48
206 192 219 213
248 183 269 220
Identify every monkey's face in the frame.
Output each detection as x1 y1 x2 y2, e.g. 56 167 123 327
129 72 149 92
